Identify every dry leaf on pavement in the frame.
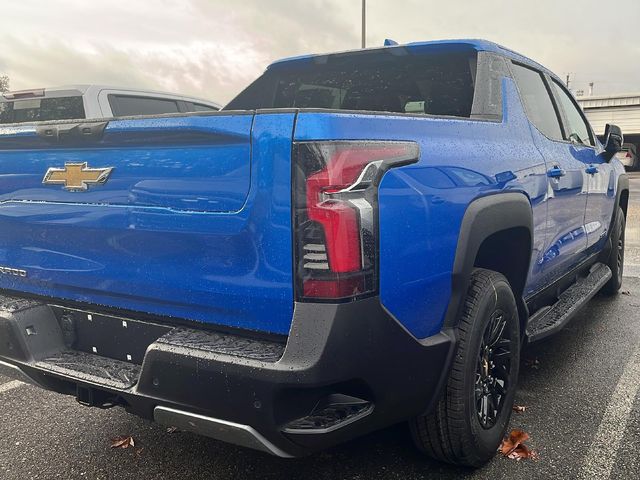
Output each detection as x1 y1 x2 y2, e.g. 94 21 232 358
512 405 527 413
111 436 136 449
499 429 537 460
507 443 538 461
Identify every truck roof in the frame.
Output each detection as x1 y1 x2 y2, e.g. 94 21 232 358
2 84 221 109
268 38 557 82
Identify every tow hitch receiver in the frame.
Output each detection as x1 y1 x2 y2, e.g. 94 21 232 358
75 384 117 408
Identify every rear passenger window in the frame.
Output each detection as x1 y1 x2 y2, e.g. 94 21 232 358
108 95 180 117
550 80 594 146
511 64 562 140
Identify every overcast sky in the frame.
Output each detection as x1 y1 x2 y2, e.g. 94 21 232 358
1 0 639 104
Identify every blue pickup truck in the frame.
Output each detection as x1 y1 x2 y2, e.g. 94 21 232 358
0 39 628 466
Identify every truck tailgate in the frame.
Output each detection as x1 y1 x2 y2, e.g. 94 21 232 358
0 112 296 335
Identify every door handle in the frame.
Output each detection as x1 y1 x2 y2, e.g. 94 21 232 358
547 166 566 178
585 165 599 175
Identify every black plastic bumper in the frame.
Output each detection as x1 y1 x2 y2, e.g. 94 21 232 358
0 293 456 457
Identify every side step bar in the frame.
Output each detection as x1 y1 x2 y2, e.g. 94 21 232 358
526 262 612 343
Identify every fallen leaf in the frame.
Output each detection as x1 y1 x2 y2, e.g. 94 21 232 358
512 405 527 413
111 436 135 449
499 429 537 461
166 426 178 434
110 438 128 449
621 290 631 296
507 444 538 461
500 429 529 455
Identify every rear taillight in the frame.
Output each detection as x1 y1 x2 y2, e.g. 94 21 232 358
293 141 419 301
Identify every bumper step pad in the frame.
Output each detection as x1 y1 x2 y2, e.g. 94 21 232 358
156 328 286 363
36 350 141 390
526 262 612 342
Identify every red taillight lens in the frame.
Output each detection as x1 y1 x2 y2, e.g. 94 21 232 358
293 141 419 301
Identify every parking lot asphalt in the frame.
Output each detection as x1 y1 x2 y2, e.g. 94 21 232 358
1 176 639 480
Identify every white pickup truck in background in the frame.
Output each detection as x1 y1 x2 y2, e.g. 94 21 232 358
0 85 221 124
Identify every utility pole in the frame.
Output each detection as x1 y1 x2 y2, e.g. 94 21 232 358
361 0 366 48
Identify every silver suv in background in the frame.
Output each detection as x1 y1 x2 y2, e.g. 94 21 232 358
0 85 221 124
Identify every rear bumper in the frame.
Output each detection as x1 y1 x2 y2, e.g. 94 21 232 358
0 293 455 457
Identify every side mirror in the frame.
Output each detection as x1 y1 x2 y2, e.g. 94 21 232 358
602 124 623 160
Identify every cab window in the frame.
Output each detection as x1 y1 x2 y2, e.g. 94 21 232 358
511 63 563 141
108 95 180 117
0 96 85 124
550 80 595 146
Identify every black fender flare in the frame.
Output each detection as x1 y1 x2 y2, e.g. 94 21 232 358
442 192 533 329
614 173 629 220
600 173 629 262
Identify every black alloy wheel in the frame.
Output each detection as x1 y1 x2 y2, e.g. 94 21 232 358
475 309 511 429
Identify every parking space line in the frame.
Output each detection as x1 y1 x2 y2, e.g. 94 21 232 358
0 380 24 394
624 265 640 278
578 343 640 479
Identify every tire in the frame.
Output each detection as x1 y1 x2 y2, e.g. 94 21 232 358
410 269 520 467
602 206 625 295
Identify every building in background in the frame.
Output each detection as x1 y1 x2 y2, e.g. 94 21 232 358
578 93 640 169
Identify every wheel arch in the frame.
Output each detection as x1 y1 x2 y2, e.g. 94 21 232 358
442 193 533 332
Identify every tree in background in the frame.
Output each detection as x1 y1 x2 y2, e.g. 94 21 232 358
0 75 9 93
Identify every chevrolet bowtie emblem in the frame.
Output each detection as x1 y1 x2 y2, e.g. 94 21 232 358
43 162 114 191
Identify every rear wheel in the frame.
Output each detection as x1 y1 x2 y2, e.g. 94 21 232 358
602 206 625 295
410 269 520 467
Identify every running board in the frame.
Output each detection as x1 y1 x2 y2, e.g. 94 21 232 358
526 263 612 343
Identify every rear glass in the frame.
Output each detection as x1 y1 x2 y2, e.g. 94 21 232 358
0 96 85 124
225 50 477 117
